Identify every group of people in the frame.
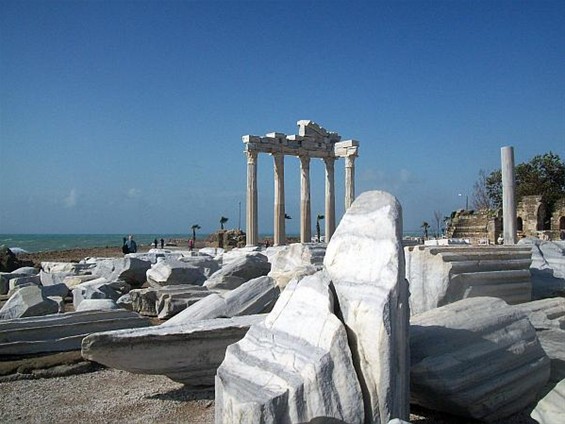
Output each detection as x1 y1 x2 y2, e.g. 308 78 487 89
122 235 138 254
153 238 165 249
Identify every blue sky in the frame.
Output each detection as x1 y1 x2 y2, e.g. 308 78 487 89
1 0 564 236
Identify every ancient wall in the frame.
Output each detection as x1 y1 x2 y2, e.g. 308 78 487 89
446 210 501 244
516 195 546 237
550 198 565 240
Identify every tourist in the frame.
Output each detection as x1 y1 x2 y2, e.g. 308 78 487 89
122 237 129 254
160 238 164 248
153 238 158 248
126 235 137 253
188 239 194 251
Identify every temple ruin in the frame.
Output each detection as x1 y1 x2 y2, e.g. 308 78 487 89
243 120 359 246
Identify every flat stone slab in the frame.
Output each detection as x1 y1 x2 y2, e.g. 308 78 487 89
81 314 265 388
410 296 550 421
0 310 151 357
164 276 279 326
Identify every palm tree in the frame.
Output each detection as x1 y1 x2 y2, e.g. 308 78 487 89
421 221 430 240
220 216 229 230
191 224 201 243
316 214 325 242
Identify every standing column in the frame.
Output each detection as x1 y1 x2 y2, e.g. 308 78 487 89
299 156 312 243
245 150 258 247
344 155 356 210
324 157 336 242
501 146 517 245
273 153 286 246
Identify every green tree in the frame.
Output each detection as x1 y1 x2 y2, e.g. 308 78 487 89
421 221 430 239
191 224 201 243
481 152 565 211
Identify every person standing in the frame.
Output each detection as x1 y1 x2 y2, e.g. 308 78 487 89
122 237 129 255
188 238 194 251
160 238 164 249
126 235 137 253
153 238 158 248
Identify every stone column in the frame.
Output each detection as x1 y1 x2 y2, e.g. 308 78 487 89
324 157 336 242
345 155 356 210
299 156 312 243
245 150 258 247
273 153 286 246
501 146 517 245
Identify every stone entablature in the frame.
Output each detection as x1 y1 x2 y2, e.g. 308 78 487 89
243 120 359 247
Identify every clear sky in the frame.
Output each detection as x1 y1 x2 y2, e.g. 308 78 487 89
1 0 564 236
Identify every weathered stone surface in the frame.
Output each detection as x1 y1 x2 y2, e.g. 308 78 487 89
178 255 220 277
164 276 279 325
62 274 99 289
519 238 565 299
1 270 38 295
72 278 124 310
0 310 151 357
130 285 211 317
41 261 93 274
76 299 121 312
267 242 325 289
7 274 41 295
41 282 70 298
530 378 565 424
116 293 132 310
513 297 565 330
410 297 550 421
537 329 565 383
155 287 213 320
216 272 363 423
405 245 532 315
84 257 151 287
146 259 208 287
323 190 410 423
81 314 264 387
204 252 271 290
0 285 59 320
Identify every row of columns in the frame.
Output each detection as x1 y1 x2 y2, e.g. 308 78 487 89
246 151 356 246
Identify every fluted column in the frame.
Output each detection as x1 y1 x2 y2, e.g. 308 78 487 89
345 154 356 210
273 153 286 246
299 155 312 243
324 157 336 242
245 150 258 247
501 146 517 245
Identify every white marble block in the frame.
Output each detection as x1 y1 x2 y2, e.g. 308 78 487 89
411 296 550 421
323 190 410 423
215 272 363 423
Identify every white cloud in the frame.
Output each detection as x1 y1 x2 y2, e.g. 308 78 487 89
126 188 141 199
63 189 77 208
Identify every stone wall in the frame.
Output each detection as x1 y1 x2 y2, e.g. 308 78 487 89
550 198 565 240
446 209 501 244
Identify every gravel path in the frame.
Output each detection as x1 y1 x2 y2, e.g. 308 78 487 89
0 368 215 423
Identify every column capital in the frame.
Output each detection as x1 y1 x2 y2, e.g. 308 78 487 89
246 150 258 164
299 155 311 168
344 154 356 168
323 156 336 168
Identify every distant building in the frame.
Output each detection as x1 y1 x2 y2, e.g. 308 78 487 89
446 195 565 243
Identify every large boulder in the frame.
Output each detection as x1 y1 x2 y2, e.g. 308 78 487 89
0 245 33 272
323 190 410 423
215 272 363 423
204 252 271 290
410 296 550 421
0 285 59 320
146 259 208 287
164 276 279 326
267 243 325 289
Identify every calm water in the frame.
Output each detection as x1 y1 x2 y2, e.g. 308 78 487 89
0 234 192 253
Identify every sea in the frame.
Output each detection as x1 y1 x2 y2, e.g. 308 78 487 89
0 232 424 253
0 234 193 253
